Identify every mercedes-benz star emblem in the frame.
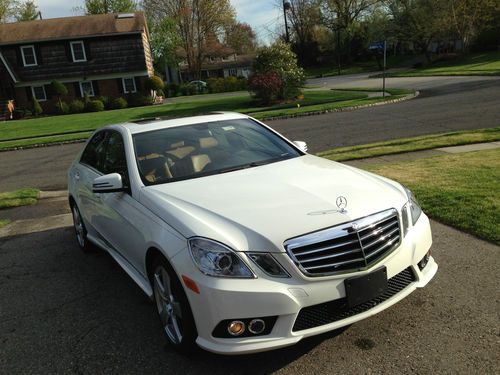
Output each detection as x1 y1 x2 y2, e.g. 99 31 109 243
336 196 348 213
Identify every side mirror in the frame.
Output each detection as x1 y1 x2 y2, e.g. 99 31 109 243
92 173 125 193
293 141 308 153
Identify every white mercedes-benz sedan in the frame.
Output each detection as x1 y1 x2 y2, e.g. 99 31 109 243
67 112 437 355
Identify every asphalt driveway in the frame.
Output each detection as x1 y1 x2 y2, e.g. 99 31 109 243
0 219 498 374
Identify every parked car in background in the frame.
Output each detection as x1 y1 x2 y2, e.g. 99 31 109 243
67 112 437 354
188 80 207 93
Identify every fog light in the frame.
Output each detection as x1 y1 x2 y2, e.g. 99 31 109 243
418 251 431 270
248 319 265 334
227 321 245 336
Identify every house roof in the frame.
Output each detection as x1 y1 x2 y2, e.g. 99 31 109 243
0 12 146 45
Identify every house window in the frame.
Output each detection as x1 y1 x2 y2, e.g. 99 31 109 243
122 77 137 93
79 81 95 97
21 45 37 66
229 68 237 76
70 41 87 62
31 85 46 101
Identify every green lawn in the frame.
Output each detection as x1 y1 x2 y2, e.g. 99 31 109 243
0 188 39 209
385 51 500 77
319 127 500 161
0 90 411 150
365 148 500 244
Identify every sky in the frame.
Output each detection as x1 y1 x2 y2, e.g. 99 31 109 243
33 0 283 44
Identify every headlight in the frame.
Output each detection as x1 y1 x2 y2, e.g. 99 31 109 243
247 253 290 278
403 185 422 225
188 238 255 278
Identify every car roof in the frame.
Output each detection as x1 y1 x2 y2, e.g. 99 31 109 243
114 112 250 135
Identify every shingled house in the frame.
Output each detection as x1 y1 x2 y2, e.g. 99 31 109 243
0 12 153 113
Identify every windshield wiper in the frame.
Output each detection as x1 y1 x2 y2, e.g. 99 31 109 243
216 156 289 174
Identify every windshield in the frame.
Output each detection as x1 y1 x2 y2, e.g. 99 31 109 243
133 118 302 185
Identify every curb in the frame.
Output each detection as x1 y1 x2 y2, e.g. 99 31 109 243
262 91 419 122
39 190 68 200
0 92 419 152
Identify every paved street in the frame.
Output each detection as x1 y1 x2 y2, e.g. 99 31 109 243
0 219 498 374
0 75 499 191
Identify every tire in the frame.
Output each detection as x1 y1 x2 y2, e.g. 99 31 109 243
150 255 198 354
71 203 93 252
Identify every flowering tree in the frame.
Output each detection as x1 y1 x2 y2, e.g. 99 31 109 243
248 72 282 104
251 41 306 102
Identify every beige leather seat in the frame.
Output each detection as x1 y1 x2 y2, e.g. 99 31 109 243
138 154 172 183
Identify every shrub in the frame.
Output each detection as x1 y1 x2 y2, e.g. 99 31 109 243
85 100 104 112
252 41 305 100
144 76 165 92
50 80 68 110
110 97 128 110
55 101 69 115
207 77 248 93
156 88 165 98
13 108 31 120
31 96 43 117
97 96 111 109
248 72 282 104
127 93 153 107
165 83 179 97
179 84 196 96
69 100 85 114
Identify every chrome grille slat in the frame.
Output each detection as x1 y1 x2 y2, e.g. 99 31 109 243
362 227 399 251
359 219 398 242
303 257 366 271
284 209 401 276
293 237 360 257
298 248 364 264
365 236 400 260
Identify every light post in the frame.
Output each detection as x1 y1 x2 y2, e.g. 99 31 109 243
283 0 291 43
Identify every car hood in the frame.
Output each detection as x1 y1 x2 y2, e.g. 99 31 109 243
139 155 407 252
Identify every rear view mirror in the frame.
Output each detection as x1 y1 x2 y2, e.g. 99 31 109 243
293 141 308 153
92 173 125 193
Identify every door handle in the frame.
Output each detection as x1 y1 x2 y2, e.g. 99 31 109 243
74 172 80 180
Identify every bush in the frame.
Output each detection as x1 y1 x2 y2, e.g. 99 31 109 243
179 84 197 96
110 97 128 110
97 96 111 109
13 108 31 120
31 96 43 117
69 100 85 114
165 83 179 97
85 100 104 112
55 101 69 115
207 77 248 93
127 93 153 107
144 76 165 92
252 41 305 100
50 80 68 97
248 72 282 104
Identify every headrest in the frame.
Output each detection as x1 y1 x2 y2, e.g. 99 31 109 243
199 137 218 149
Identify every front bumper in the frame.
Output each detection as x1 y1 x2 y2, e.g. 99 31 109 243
172 213 437 355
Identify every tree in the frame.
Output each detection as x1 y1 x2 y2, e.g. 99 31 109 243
31 96 42 117
14 0 39 21
389 0 447 63
445 0 500 52
252 41 306 100
83 0 136 14
143 0 236 79
224 22 257 55
50 81 68 111
148 16 181 67
0 0 15 22
285 0 322 65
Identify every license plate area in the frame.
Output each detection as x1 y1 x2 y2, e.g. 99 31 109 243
345 267 388 308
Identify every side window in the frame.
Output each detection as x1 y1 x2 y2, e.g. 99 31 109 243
103 132 129 185
80 131 107 172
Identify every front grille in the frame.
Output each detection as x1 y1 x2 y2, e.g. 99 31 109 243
285 209 401 276
292 267 416 331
